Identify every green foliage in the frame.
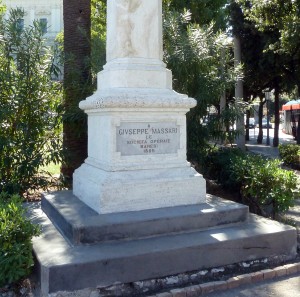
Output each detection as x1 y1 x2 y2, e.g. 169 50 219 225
206 100 248 146
279 144 300 168
236 0 300 94
0 193 40 286
204 148 299 218
91 0 106 75
0 9 62 195
163 8 243 160
0 1 5 15
163 10 231 106
235 156 298 217
203 148 245 191
163 0 228 30
237 0 300 54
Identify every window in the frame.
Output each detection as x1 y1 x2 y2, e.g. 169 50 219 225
16 18 24 31
39 18 47 34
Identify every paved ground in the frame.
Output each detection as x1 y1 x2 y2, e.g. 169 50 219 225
209 127 300 297
205 274 300 297
246 126 296 158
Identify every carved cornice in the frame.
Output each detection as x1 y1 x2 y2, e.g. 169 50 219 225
36 9 51 15
79 92 197 110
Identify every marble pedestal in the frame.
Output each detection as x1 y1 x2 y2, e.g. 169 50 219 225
73 91 206 214
73 57 206 214
74 164 206 214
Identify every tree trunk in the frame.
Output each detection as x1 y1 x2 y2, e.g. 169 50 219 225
273 83 280 147
297 115 300 145
257 96 264 144
234 36 245 150
62 0 92 184
245 109 250 141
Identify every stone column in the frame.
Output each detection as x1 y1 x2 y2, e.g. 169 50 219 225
234 36 245 149
73 0 206 214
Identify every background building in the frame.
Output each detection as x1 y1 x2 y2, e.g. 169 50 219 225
4 0 63 45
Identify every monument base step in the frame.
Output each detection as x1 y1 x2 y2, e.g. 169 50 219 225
41 191 249 244
29 199 297 295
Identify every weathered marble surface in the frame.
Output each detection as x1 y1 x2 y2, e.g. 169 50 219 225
74 0 206 214
100 0 167 91
107 0 162 61
73 110 207 214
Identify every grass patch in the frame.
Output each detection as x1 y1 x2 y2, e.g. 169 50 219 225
39 162 60 176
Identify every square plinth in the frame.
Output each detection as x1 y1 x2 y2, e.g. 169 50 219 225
73 164 206 214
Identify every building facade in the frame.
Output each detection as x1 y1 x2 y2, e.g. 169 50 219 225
4 0 63 44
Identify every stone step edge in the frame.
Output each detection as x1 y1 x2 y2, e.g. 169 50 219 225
41 191 249 245
47 260 300 296
147 262 300 297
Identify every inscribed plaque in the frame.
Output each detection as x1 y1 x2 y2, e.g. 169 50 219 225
116 122 180 156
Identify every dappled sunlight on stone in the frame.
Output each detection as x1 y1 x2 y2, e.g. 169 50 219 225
211 232 230 241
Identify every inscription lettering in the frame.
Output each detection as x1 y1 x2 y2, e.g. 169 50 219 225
116 122 180 156
118 127 178 135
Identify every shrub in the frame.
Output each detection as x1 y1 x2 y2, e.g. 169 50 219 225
0 193 40 286
233 156 298 218
203 147 246 191
163 8 244 161
279 144 300 169
0 8 62 195
204 148 299 218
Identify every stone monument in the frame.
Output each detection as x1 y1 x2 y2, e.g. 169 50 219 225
73 0 206 214
32 0 297 295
